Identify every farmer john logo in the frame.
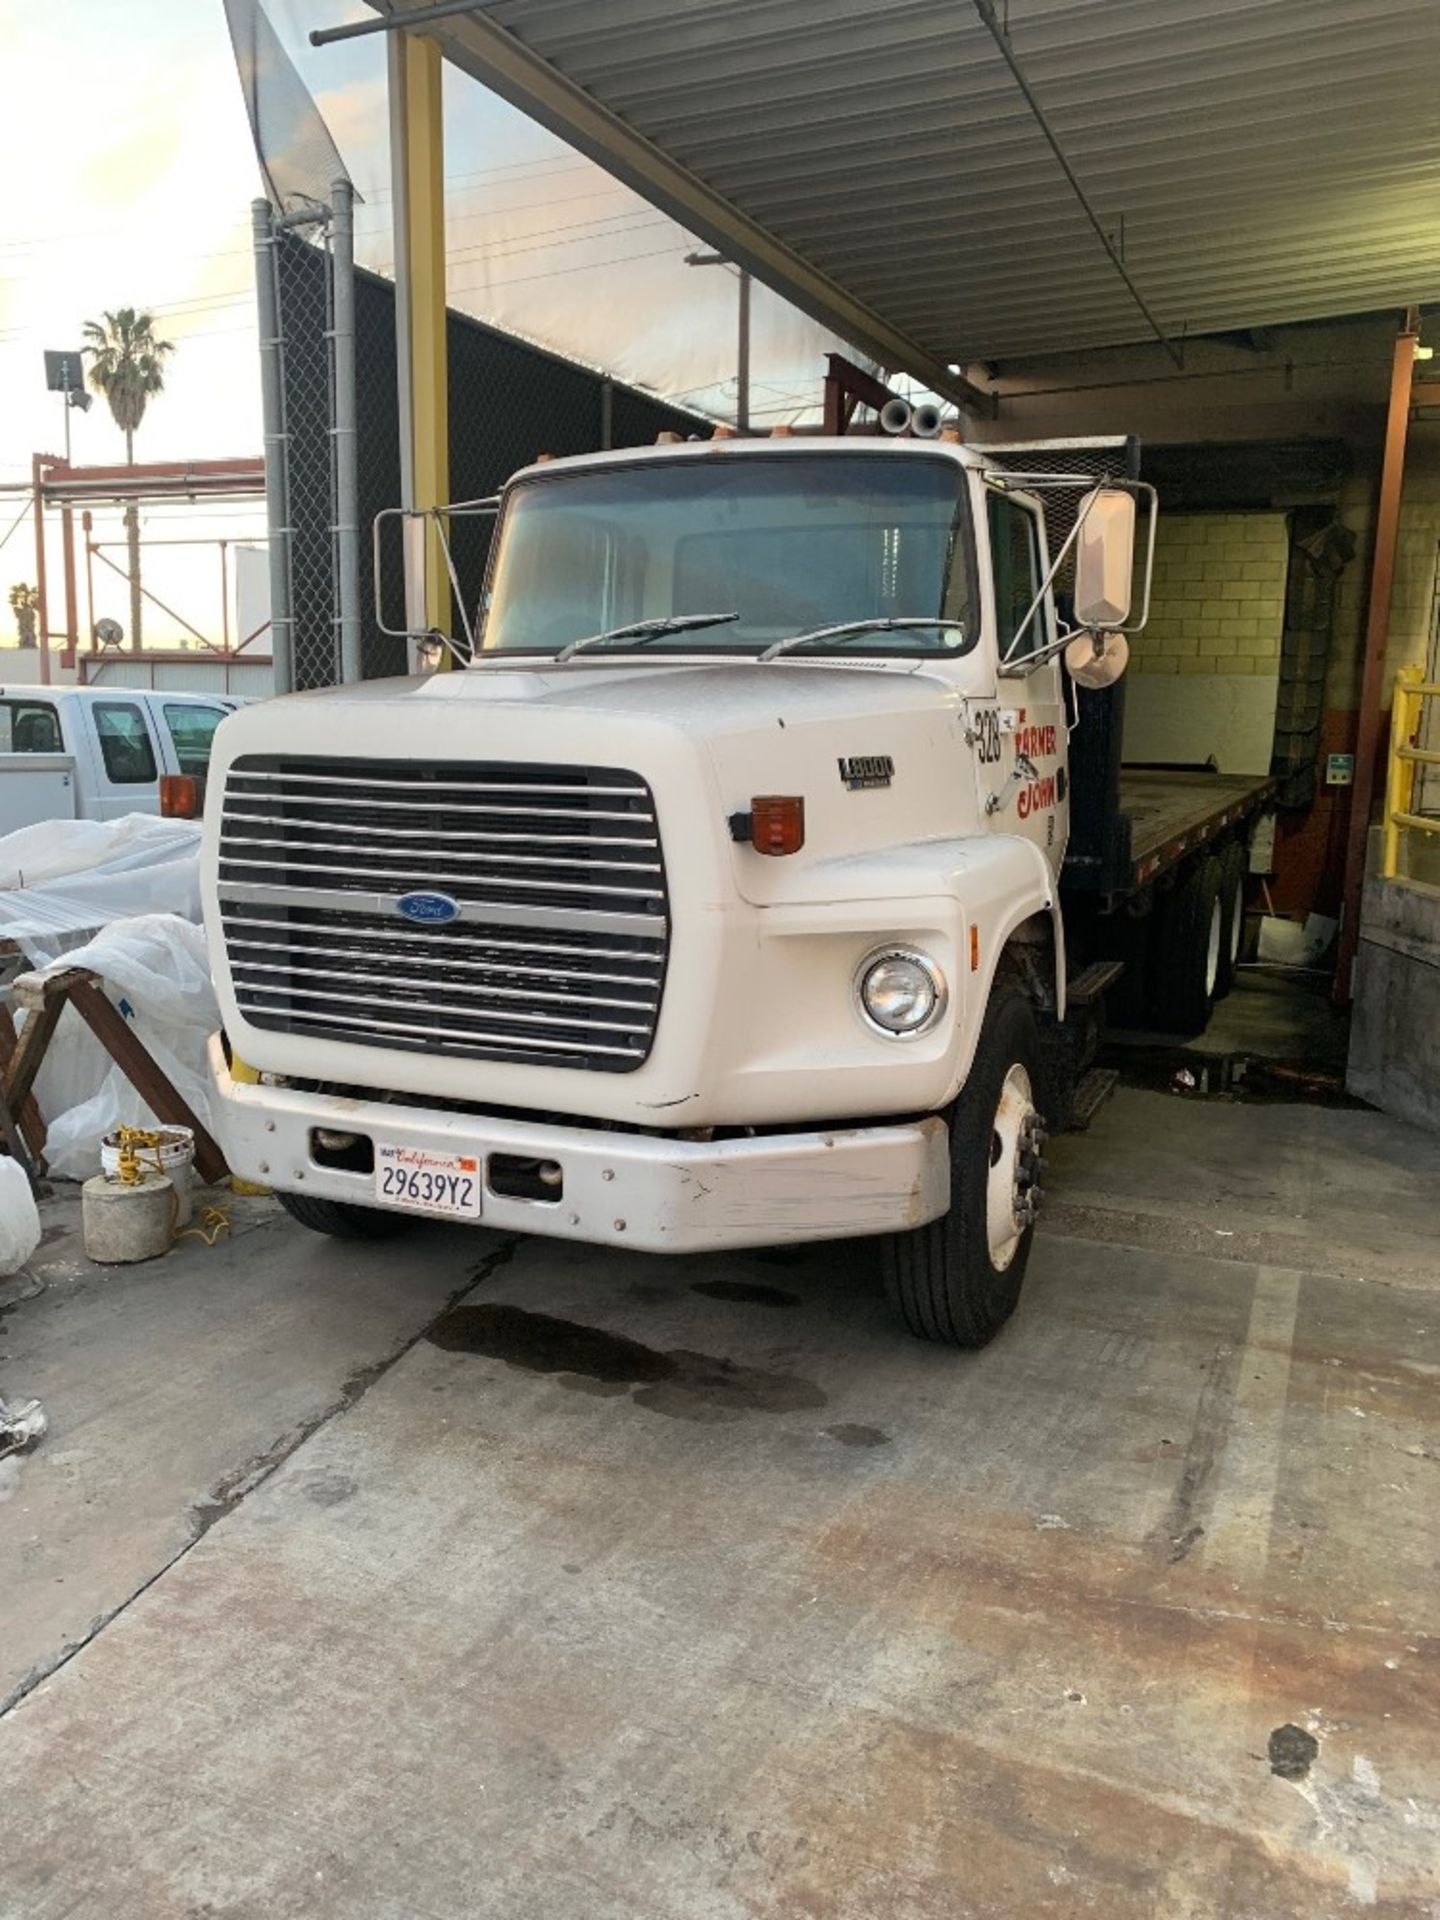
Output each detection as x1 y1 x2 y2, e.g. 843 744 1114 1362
1013 722 1058 760
1016 771 1057 820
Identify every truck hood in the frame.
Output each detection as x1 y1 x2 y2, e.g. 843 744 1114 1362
211 661 984 909
245 658 965 737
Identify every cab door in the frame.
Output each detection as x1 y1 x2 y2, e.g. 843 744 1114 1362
83 697 164 818
972 485 1069 883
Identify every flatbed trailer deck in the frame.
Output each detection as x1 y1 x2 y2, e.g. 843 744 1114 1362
1120 769 1279 890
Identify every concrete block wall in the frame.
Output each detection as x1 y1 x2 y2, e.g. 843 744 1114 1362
1123 512 1287 772
1132 512 1289 677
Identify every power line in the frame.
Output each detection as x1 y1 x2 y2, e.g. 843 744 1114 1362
453 240 685 294
0 497 33 557
0 158 598 262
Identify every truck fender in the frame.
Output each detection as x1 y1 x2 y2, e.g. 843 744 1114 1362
948 834 1065 1101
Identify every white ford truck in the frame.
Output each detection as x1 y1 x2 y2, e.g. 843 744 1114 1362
201 433 1274 1346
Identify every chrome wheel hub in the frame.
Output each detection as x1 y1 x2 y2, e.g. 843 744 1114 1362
987 1063 1047 1271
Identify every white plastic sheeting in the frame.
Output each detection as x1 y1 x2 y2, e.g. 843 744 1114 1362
0 1158 41 1277
28 916 220 1184
0 815 202 967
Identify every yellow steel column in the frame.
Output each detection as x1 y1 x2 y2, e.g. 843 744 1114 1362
393 32 451 654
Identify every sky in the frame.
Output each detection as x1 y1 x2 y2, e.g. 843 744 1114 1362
0 0 845 648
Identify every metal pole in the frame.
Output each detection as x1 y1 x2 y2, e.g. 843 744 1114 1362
32 454 50 686
388 33 420 644
331 177 362 685
252 198 295 695
60 505 78 665
1335 306 1421 1002
83 510 95 650
220 539 230 653
737 269 751 434
312 0 484 46
599 378 613 452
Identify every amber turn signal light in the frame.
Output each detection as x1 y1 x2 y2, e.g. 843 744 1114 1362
160 773 202 819
750 795 805 856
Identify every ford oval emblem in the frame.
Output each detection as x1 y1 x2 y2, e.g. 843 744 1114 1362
396 891 461 926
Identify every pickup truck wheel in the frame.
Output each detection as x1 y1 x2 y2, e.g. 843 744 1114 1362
882 987 1046 1349
1214 841 1249 999
276 1190 414 1241
1149 855 1225 1036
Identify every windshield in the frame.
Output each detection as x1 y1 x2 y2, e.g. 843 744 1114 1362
477 453 974 659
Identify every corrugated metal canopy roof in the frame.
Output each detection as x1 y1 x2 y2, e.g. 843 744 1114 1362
392 0 1440 399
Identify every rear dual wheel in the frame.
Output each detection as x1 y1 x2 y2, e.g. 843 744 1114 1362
882 987 1047 1348
1214 839 1249 1000
1149 854 1225 1037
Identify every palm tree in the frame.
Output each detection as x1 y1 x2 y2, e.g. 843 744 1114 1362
82 308 174 649
8 583 39 649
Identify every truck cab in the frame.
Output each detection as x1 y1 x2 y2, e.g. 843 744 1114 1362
203 435 1147 1347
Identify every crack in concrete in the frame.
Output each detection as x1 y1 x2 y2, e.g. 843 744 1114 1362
1042 1199 1440 1290
0 1232 524 1722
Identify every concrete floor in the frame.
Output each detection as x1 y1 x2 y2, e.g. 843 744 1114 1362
1 978 1438 1918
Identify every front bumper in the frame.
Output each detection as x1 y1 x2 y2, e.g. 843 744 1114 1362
209 1035 949 1254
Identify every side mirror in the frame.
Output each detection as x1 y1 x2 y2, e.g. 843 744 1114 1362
1064 630 1129 689
1073 488 1136 630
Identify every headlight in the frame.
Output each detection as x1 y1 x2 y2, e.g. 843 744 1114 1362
857 947 947 1037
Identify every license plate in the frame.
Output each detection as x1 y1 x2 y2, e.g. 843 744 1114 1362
375 1144 482 1219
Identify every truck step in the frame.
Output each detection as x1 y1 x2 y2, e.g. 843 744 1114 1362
1066 959 1126 1007
1069 1067 1120 1131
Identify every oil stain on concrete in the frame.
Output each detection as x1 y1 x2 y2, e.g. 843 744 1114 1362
427 1301 825 1423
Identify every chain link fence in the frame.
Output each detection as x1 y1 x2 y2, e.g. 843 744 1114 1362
260 220 709 690
274 222 340 690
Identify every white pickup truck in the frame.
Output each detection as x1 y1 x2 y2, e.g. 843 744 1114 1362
201 434 1274 1346
0 686 240 834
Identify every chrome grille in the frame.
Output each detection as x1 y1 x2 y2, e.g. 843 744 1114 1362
218 756 668 1072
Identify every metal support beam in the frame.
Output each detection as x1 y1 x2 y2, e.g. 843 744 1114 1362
822 353 898 435
389 30 451 657
1335 305 1421 1003
252 198 295 694
353 0 989 416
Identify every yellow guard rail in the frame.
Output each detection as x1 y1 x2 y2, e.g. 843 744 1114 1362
1382 664 1440 877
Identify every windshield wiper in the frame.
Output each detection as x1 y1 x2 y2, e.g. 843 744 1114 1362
758 617 967 663
554 611 739 662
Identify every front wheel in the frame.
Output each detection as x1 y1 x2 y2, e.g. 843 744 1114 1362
276 1190 415 1241
882 986 1047 1348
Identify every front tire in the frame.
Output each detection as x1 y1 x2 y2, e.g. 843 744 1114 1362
882 986 1047 1348
276 1190 415 1241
